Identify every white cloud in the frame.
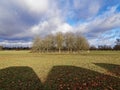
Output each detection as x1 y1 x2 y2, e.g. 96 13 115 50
24 0 49 13
71 5 120 46
73 0 87 9
30 17 73 36
88 1 100 15
56 23 73 33
75 5 120 34
73 0 102 18
89 38 114 46
0 40 32 47
13 0 50 14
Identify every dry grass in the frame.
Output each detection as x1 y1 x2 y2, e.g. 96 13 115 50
0 50 120 89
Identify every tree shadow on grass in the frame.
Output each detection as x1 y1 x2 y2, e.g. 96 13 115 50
44 66 120 90
0 66 43 90
94 63 120 77
0 66 120 90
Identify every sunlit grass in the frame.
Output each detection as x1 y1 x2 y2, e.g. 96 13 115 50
0 50 120 89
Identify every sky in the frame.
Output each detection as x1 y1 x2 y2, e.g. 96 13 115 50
0 0 120 47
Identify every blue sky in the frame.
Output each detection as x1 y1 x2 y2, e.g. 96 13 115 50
0 0 120 47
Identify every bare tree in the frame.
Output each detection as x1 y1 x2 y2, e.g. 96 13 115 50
64 32 75 53
0 46 3 50
75 34 89 52
115 39 120 45
90 45 97 50
114 39 120 50
32 36 43 53
55 32 64 53
44 34 55 52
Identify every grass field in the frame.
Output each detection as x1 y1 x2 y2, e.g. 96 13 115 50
0 51 120 90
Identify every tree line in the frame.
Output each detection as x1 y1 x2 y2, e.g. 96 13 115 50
90 39 120 50
0 46 30 50
31 32 89 53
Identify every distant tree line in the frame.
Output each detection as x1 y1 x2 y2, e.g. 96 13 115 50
0 46 31 50
31 32 89 53
90 39 120 50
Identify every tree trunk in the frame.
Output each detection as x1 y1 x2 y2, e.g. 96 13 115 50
67 48 70 53
70 48 72 53
59 48 61 53
47 48 48 53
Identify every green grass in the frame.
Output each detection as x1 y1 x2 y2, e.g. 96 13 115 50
0 51 120 90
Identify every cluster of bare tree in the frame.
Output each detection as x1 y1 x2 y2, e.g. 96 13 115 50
32 32 89 53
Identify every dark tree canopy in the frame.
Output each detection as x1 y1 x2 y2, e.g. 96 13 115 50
113 39 120 50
